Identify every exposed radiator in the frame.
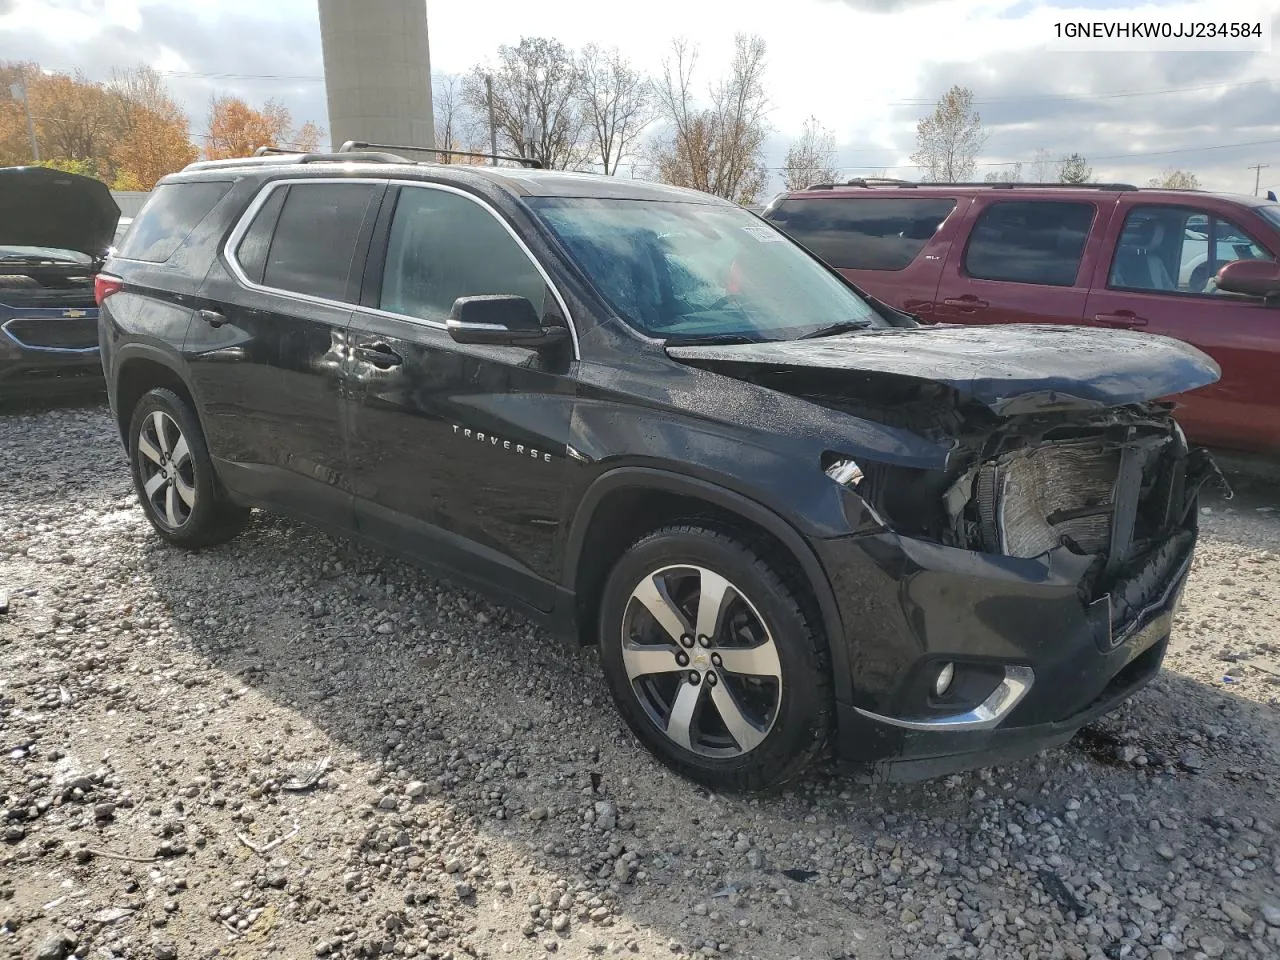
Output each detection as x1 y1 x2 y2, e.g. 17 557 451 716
978 441 1121 558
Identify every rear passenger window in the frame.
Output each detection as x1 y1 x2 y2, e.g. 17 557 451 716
379 187 546 322
766 198 956 270
964 201 1094 286
260 183 379 302
117 181 233 263
233 187 287 285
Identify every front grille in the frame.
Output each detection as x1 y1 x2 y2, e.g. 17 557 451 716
3 317 99 351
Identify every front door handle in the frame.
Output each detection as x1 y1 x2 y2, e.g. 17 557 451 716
356 341 403 368
198 308 227 328
1094 311 1148 329
942 296 989 311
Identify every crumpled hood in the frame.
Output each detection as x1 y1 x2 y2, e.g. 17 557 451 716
0 166 120 258
666 324 1221 416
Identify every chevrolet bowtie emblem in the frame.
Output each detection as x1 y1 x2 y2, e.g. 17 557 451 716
63 309 87 318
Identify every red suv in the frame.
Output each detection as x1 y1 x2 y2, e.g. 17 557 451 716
763 181 1280 454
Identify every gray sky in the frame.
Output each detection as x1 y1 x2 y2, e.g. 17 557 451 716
2 0 1277 196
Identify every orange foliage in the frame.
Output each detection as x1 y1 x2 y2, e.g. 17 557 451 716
204 97 326 159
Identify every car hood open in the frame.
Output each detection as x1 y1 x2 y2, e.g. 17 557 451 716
665 324 1221 417
0 166 120 258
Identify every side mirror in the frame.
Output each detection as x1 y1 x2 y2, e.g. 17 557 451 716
446 295 569 348
1215 259 1280 299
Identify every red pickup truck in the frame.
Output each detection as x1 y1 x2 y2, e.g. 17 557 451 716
763 181 1280 454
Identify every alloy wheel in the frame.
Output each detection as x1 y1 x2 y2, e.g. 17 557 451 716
620 564 782 758
136 410 196 529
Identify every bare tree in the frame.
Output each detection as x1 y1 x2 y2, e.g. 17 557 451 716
433 75 485 162
649 34 771 205
1059 153 1093 184
782 116 840 189
461 37 589 170
910 85 986 182
984 162 1022 183
1029 148 1055 182
576 45 651 176
1148 168 1200 189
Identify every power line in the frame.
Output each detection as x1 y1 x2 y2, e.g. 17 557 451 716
767 137 1280 173
154 69 1277 106
890 77 1277 105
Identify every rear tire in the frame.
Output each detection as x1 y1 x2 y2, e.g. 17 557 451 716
128 387 249 548
598 524 832 792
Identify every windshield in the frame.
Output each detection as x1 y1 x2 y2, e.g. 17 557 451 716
0 245 92 265
1257 204 1280 233
526 197 885 341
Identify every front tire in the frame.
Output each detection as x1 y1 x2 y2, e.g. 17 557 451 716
598 525 832 792
128 387 249 548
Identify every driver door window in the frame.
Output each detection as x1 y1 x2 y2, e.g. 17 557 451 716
1110 206 1274 296
379 186 548 322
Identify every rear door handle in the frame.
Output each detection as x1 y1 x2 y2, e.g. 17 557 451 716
942 296 989 311
356 341 403 368
1094 311 1148 329
198 308 227 328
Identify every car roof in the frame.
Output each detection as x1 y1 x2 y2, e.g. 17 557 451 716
165 153 729 206
776 181 1268 207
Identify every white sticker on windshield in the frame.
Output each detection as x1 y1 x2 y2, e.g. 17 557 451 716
741 223 784 242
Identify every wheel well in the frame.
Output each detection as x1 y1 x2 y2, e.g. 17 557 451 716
571 488 818 647
114 358 196 441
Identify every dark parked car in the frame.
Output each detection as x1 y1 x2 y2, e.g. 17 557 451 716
0 166 119 397
762 180 1280 455
98 148 1222 790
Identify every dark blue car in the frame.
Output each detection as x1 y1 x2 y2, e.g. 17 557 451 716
0 166 120 397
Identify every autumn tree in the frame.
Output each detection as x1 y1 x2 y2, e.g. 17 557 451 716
1148 168 1200 189
1059 153 1093 184
462 38 589 170
204 96 324 160
577 44 651 175
649 34 771 205
782 116 839 189
1 62 197 188
106 66 197 189
910 85 986 182
984 162 1022 183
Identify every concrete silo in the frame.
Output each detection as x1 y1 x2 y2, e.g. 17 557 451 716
316 0 435 152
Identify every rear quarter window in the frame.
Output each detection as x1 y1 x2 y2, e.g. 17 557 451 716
964 200 1095 286
116 181 234 263
765 197 956 270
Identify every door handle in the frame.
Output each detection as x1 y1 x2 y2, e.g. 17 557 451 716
942 296 989 311
356 341 403 368
198 308 227 328
1094 312 1148 329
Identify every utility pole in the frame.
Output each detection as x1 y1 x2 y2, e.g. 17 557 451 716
9 81 40 163
485 73 498 165
1248 162 1270 196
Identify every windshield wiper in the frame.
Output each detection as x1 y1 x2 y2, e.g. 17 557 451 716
0 255 75 265
664 333 771 346
796 320 872 340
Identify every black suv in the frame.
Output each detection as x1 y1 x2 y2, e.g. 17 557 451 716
98 145 1222 790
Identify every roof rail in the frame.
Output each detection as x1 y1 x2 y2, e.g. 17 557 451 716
847 177 917 187
338 140 544 169
806 178 1140 192
182 149 410 172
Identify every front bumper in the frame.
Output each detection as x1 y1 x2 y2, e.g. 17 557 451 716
0 307 103 396
816 525 1194 781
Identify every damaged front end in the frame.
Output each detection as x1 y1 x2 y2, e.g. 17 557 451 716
856 404 1226 601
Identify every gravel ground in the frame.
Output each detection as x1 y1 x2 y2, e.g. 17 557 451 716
2 399 1279 960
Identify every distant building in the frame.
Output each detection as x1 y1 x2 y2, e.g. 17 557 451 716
110 191 150 218
316 0 435 153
